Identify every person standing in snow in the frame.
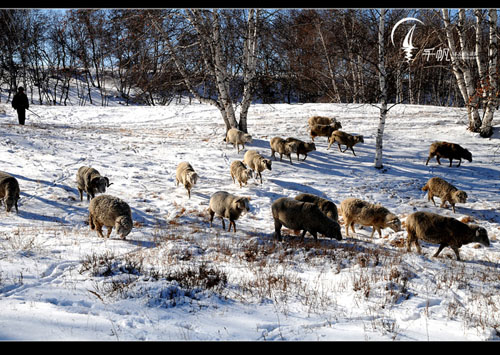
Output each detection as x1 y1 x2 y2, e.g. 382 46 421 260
11 87 29 125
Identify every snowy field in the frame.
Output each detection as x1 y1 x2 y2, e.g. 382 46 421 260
0 101 499 341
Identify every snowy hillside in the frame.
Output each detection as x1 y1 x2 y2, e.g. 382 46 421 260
0 102 499 341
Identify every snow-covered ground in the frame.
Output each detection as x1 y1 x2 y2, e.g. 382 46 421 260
0 101 499 341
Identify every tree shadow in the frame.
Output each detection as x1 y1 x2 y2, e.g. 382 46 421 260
10 172 78 197
17 192 87 224
268 178 326 197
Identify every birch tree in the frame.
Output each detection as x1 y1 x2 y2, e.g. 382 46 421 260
238 9 260 132
150 9 260 133
478 9 498 137
442 9 498 137
374 9 387 170
442 9 481 131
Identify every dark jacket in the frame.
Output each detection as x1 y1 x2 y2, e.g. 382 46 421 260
12 92 29 111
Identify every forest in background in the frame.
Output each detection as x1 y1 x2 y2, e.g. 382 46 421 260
0 9 498 136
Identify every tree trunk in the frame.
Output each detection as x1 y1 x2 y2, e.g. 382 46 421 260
208 11 238 130
474 10 488 101
442 9 482 131
154 9 262 134
341 12 359 103
186 10 238 131
374 9 387 170
480 9 498 137
396 63 403 103
238 9 260 133
316 20 341 103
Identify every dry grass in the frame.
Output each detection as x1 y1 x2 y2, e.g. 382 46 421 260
4 218 497 339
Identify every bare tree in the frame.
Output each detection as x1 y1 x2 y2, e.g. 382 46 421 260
148 9 260 133
0 8 494 122
340 10 364 103
374 9 388 170
442 9 482 133
314 14 341 103
238 9 260 132
442 9 498 137
478 9 498 137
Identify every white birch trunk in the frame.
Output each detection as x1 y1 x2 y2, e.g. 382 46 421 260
374 9 387 170
153 10 260 134
209 11 238 130
480 9 498 137
458 9 482 131
474 10 488 98
239 9 260 133
442 9 482 131
186 10 237 130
